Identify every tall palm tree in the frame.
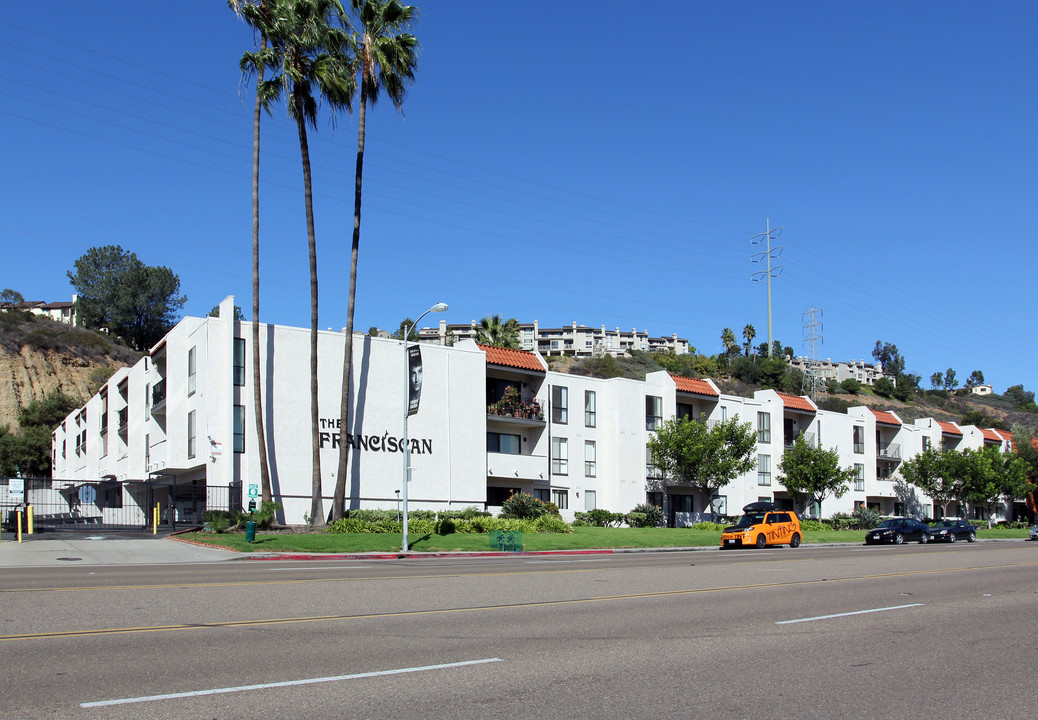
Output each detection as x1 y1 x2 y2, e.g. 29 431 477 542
332 0 418 521
742 324 756 357
721 327 738 356
242 0 354 526
231 0 274 507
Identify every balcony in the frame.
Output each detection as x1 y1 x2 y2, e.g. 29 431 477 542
151 379 167 414
878 442 901 461
117 407 129 435
784 432 817 449
487 452 548 481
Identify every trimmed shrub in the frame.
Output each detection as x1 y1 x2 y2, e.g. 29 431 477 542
691 521 726 531
533 514 573 533
798 519 827 532
630 503 664 527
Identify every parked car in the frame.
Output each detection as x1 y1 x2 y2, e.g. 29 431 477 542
721 501 802 549
1029 525 1038 541
865 517 932 545
930 519 976 543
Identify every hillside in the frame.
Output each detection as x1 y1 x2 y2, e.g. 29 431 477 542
550 352 1038 434
0 311 140 430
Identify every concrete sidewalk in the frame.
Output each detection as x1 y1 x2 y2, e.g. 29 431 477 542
0 531 240 567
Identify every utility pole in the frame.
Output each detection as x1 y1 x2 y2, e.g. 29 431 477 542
802 306 823 398
750 220 784 357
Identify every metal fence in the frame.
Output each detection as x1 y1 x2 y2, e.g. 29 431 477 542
1 478 241 532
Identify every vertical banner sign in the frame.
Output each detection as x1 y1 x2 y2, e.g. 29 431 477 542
407 344 423 416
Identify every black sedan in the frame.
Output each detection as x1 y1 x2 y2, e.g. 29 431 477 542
865 518 932 545
930 519 977 543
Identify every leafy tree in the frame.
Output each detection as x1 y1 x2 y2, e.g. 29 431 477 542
892 373 920 403
208 304 246 321
646 416 757 517
244 0 355 525
475 315 520 348
840 378 862 394
778 434 857 515
943 368 957 390
964 370 985 389
901 447 962 519
0 391 82 477
742 324 756 356
929 372 943 390
1004 385 1037 411
334 0 419 522
367 326 381 336
0 288 24 308
872 341 906 377
873 376 895 398
68 245 186 350
1011 424 1038 478
231 0 278 506
959 446 1031 524
391 317 415 340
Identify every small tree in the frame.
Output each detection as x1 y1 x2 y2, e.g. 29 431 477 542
840 378 862 394
777 434 857 516
646 416 757 519
873 377 895 398
944 368 957 390
901 447 962 518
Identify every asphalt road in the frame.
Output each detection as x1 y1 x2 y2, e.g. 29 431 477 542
1 542 1035 719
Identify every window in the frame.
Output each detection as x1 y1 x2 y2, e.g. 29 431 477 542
585 440 596 477
923 437 931 451
487 432 520 454
552 437 568 475
585 490 596 511
552 488 569 509
758 454 771 486
188 346 197 396
646 446 662 478
187 410 197 459
234 405 245 453
854 463 865 491
533 488 549 502
757 412 771 443
552 386 568 424
100 392 109 434
646 491 664 509
853 425 864 454
646 396 662 430
233 338 246 386
584 390 596 427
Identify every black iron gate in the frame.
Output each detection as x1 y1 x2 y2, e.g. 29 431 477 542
1 478 240 532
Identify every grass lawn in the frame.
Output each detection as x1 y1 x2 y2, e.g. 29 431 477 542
180 524 1030 554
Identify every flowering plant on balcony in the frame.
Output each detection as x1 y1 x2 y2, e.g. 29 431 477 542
487 386 543 419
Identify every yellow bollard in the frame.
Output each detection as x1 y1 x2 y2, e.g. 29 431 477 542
16 511 23 543
27 505 33 535
153 503 159 534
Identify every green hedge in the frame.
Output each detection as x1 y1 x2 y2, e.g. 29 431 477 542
327 513 573 535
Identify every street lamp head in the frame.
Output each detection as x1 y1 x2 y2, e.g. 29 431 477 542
430 302 448 313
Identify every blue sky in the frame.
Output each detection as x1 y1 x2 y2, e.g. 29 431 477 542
2 2 1035 394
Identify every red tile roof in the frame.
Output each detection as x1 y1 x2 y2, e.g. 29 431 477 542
670 375 719 397
479 344 545 372
937 420 962 436
981 428 1006 443
870 409 901 426
777 392 816 413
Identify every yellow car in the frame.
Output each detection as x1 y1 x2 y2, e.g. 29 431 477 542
721 502 802 549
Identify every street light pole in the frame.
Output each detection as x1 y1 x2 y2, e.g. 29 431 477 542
402 302 448 553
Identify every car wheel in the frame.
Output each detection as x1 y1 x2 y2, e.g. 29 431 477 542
789 533 801 548
967 532 976 543
894 533 904 544
948 532 957 543
755 534 767 549
919 533 929 544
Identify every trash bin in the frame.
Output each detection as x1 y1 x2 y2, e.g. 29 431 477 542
245 521 257 543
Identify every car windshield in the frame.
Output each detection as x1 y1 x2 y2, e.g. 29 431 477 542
734 511 768 528
933 521 954 528
876 519 902 529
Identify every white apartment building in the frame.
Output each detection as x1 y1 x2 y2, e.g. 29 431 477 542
788 357 890 386
418 320 691 357
52 298 1015 527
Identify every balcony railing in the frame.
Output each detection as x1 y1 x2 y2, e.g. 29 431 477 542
784 432 816 449
117 407 129 434
878 442 901 461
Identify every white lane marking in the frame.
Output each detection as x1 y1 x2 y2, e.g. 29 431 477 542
776 603 923 625
265 566 366 571
525 559 609 564
81 658 502 708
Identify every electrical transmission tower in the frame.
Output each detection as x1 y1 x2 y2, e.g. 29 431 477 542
802 306 823 398
750 220 784 356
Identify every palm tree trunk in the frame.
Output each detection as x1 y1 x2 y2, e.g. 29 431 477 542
295 95 324 527
332 84 368 521
252 31 273 507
